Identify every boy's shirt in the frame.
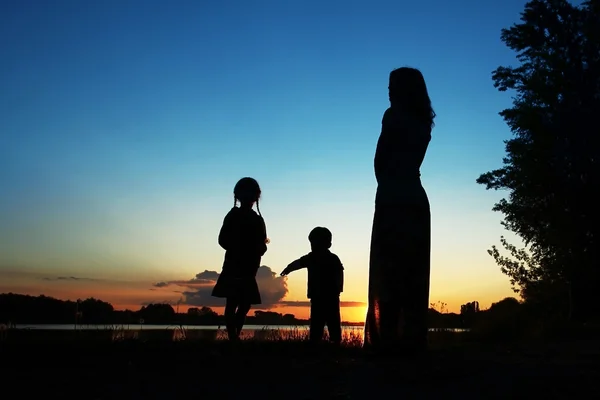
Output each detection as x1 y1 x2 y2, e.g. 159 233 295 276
294 250 344 299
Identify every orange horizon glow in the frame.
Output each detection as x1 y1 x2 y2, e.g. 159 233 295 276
0 223 519 325
0 292 514 322
0 271 516 323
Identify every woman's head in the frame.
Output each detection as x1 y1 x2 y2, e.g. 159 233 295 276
388 67 436 128
233 177 261 206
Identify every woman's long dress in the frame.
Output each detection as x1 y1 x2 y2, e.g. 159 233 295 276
364 107 432 352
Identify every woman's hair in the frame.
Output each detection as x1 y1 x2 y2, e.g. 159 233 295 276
233 177 262 215
388 67 436 129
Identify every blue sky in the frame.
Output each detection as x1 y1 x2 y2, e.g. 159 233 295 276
0 0 542 318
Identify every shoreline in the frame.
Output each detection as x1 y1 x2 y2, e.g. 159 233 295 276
6 323 467 331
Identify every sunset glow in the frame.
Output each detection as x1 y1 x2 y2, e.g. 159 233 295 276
1 0 524 322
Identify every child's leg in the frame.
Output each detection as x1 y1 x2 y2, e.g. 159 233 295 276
326 297 342 345
309 300 326 343
224 298 239 340
235 302 251 338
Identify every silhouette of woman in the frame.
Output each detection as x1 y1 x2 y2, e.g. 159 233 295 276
212 177 268 341
364 67 435 354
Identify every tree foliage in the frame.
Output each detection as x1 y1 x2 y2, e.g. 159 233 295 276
477 0 600 321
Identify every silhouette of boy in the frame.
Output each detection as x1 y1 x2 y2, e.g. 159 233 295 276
280 227 344 344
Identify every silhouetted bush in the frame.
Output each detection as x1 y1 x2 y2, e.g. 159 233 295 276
470 298 531 342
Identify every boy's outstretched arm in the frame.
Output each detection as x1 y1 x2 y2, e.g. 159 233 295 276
280 258 305 276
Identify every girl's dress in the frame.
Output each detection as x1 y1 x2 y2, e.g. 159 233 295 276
212 206 267 305
364 107 432 350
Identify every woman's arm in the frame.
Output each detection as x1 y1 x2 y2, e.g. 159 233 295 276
375 109 431 182
374 134 386 182
374 108 394 182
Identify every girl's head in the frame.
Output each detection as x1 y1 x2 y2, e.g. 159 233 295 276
233 177 262 209
388 67 436 129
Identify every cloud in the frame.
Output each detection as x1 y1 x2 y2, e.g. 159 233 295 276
153 270 219 289
152 266 288 309
151 267 365 310
42 276 101 282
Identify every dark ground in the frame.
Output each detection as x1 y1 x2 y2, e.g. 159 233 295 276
2 335 600 399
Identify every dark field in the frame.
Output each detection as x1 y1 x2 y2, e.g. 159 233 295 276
2 329 600 399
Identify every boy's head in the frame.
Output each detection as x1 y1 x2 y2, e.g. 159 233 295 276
308 227 332 251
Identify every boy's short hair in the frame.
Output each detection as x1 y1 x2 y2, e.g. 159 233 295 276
308 227 332 248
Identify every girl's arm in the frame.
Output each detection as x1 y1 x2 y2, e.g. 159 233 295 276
218 211 235 250
258 216 268 256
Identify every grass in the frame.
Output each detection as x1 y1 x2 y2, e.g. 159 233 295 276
1 326 599 399
0 327 367 352
0 325 456 347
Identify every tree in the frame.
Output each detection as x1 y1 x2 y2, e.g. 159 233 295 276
188 306 218 317
477 0 599 322
460 301 480 315
187 307 201 316
460 301 480 327
79 297 114 324
138 303 176 323
198 306 218 317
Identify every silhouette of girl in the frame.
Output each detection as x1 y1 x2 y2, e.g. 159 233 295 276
364 67 435 354
212 177 268 340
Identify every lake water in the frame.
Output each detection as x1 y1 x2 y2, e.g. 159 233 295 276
15 324 351 331
8 324 466 341
13 324 466 333
12 324 363 340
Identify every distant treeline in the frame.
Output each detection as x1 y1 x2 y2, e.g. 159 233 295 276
0 293 306 326
0 293 522 329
